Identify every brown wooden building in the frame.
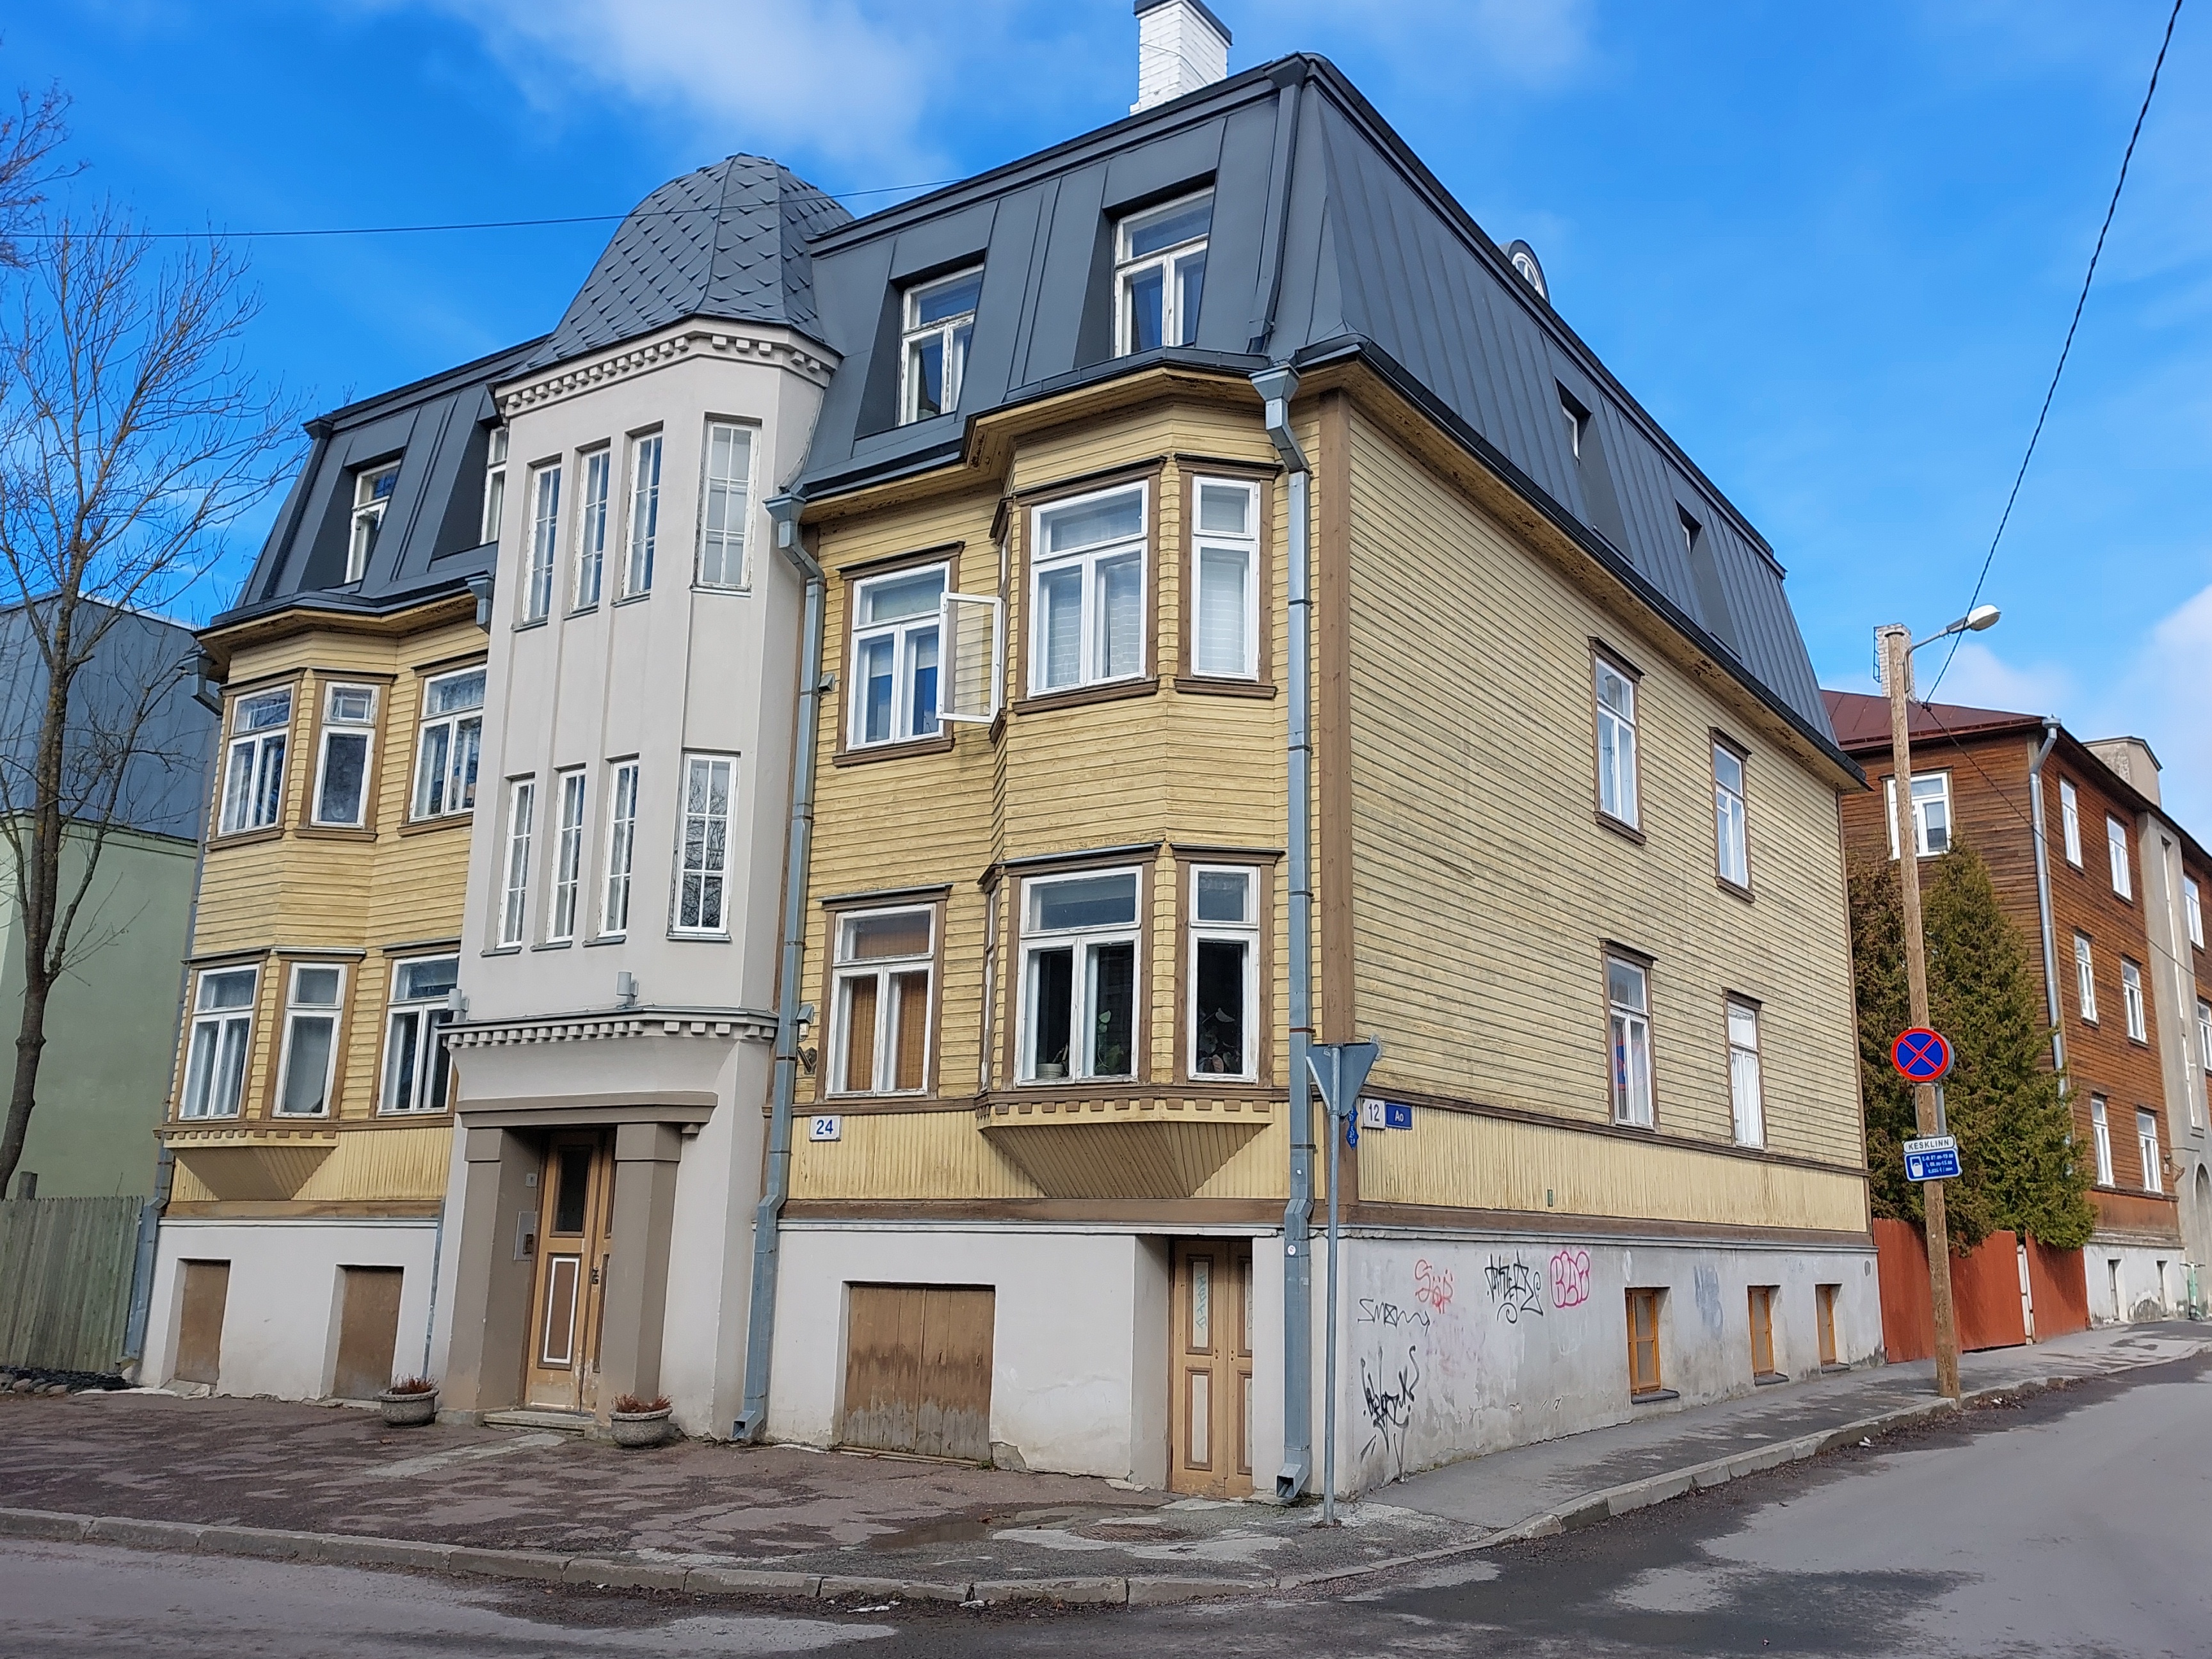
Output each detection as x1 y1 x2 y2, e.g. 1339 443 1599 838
1827 692 2211 1318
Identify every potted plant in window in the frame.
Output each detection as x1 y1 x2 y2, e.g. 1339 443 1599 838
609 1393 674 1447
378 1375 439 1427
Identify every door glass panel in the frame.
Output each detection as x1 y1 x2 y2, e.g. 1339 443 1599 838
1189 1256 1212 1350
554 1146 591 1234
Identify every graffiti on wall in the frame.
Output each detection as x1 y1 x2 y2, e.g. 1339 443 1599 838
1549 1249 1592 1309
1358 1344 1421 1482
1414 1258 1455 1314
1484 1254 1546 1322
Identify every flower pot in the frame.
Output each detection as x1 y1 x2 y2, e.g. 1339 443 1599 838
610 1407 673 1448
378 1388 438 1427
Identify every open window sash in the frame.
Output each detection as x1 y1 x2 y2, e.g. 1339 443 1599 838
939 590 1004 724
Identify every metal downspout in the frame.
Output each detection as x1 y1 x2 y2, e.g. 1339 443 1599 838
2028 719 2066 1077
735 494 824 1441
1254 365 1313 1502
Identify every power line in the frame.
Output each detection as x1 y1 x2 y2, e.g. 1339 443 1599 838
15 177 969 243
1927 0 2186 699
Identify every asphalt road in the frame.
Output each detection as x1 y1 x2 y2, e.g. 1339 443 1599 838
9 1353 2207 1658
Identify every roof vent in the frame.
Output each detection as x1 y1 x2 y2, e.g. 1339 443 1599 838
1133 0 1231 113
1505 239 1548 301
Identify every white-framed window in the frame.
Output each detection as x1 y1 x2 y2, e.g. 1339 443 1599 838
2074 932 2098 1023
548 770 586 944
674 753 735 934
2091 1096 2114 1186
1713 741 1749 889
830 907 934 1095
348 462 398 582
309 684 376 829
575 446 610 609
2059 778 2082 867
523 461 561 622
2138 1108 2163 1194
410 668 485 820
698 421 753 589
624 431 662 595
1030 483 1146 694
2107 815 2133 899
179 966 257 1119
1883 773 1952 859
2187 876 2204 949
901 267 982 424
1189 865 1258 1080
1116 189 1210 353
1727 997 1763 1146
1559 384 1590 457
498 778 535 948
380 955 458 1114
1608 956 1653 1127
481 427 508 546
274 963 345 1117
851 565 945 748
2197 998 2211 1077
1019 867 1141 1082
2122 958 2147 1041
219 688 293 835
601 760 639 938
1192 477 1259 680
1594 657 1639 828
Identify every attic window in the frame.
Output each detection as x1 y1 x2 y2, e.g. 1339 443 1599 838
1678 506 1701 557
1117 190 1210 353
901 268 982 424
348 463 399 582
1558 386 1589 458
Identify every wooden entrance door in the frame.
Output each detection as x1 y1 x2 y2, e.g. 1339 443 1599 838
840 1285 995 1463
174 1260 229 1386
1169 1240 1253 1495
523 1132 614 1413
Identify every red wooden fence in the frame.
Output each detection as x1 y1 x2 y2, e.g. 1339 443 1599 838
1873 1218 2031 1361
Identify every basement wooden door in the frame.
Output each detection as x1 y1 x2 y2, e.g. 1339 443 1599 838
523 1132 614 1414
1169 1240 1253 1495
332 1267 405 1399
840 1285 995 1462
174 1260 229 1386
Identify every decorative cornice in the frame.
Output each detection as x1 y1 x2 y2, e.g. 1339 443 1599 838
449 1006 777 1048
498 326 834 415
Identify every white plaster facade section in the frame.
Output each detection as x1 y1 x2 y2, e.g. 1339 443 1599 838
2086 1241 2187 1324
1323 1233 1882 1496
145 1218 439 1400
766 1226 1178 1485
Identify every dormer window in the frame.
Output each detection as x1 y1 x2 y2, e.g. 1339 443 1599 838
1117 190 1210 353
901 268 982 424
480 428 508 545
348 463 398 582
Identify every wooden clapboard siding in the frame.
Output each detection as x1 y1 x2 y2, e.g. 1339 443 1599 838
1341 402 1864 1173
792 1112 1046 1202
1358 1107 1864 1235
168 605 479 1212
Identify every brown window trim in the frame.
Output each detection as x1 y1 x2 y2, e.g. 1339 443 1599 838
1172 849 1276 1088
1596 809 1646 847
1009 463 1164 708
294 825 377 844
998 849 1157 1091
397 812 474 838
813 890 949 1105
1176 463 1276 691
834 543 963 765
411 652 490 682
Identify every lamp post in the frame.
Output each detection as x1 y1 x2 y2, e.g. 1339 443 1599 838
1877 603 1996 1401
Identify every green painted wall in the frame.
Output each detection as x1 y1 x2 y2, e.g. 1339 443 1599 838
1 822 197 1198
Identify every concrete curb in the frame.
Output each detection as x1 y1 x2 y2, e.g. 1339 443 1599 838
4 1345 2197 1611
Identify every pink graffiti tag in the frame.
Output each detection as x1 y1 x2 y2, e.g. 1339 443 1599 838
1549 1249 1592 1309
1413 1258 1455 1314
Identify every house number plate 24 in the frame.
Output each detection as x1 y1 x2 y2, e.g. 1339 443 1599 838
808 1116 843 1142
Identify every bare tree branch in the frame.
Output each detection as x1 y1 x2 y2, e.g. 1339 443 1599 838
0 192 301 1196
0 81 74 268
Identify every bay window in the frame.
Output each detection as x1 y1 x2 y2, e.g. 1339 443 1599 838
1020 869 1140 1082
219 689 292 835
381 955 458 1114
310 684 376 828
1188 866 1258 1080
410 668 484 820
275 963 344 1117
180 966 257 1119
1030 484 1146 694
830 908 934 1095
851 565 945 747
1192 477 1258 680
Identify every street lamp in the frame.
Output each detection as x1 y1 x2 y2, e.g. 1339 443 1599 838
1875 604 1999 1402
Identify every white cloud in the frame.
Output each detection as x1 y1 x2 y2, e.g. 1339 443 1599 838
1918 638 2076 717
395 0 950 176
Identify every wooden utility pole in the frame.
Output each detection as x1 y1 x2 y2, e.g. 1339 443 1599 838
1880 624 1961 1400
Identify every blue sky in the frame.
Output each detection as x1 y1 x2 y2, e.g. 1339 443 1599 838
13 1 2210 824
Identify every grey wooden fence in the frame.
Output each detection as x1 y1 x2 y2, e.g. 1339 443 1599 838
0 1196 143 1373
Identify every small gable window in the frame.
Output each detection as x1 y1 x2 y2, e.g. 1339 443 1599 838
1117 190 1211 354
901 268 982 425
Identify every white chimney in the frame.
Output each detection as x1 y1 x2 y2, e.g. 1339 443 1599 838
1133 0 1231 113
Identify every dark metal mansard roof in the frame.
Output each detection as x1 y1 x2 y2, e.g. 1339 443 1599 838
793 54 1841 764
